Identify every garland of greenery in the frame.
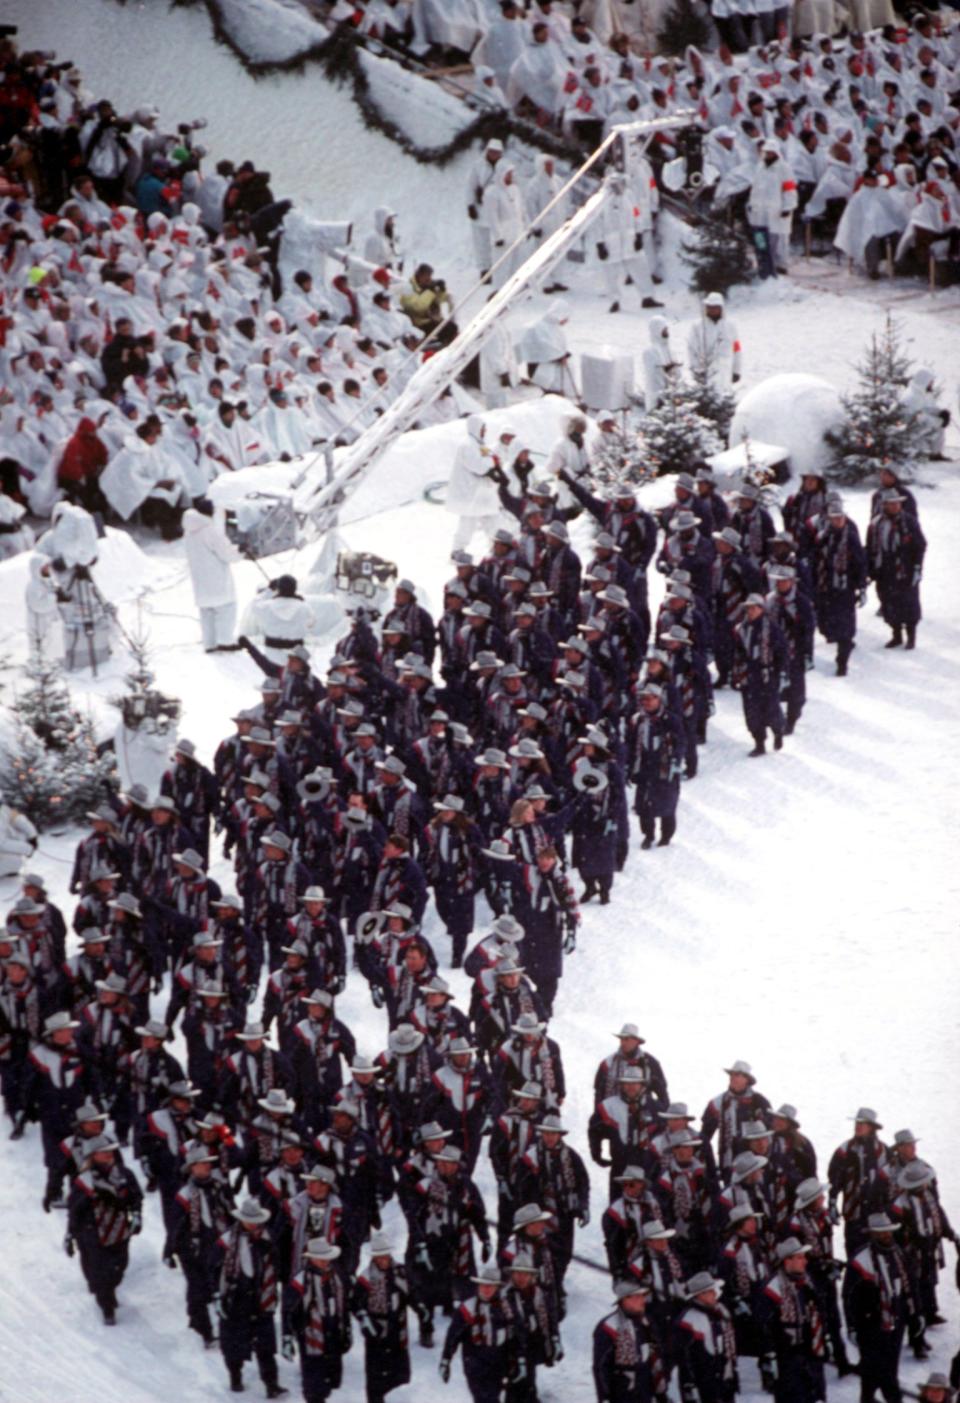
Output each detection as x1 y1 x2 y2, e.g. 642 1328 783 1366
167 0 585 167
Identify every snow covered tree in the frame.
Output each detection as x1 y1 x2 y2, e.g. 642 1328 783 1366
825 315 918 484
1 648 117 830
687 353 737 446
639 380 722 477
681 210 755 295
658 0 713 56
587 420 658 494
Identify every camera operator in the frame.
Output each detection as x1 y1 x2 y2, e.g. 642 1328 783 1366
100 317 151 395
79 99 132 204
399 262 456 346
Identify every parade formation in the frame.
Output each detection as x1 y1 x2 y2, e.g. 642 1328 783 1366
0 7 956 1403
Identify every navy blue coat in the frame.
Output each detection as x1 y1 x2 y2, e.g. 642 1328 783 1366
866 510 926 627
812 520 867 643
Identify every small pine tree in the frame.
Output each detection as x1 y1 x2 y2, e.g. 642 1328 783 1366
587 423 658 494
687 354 737 446
1 648 117 830
639 379 722 477
825 314 918 484
681 210 756 295
657 0 713 56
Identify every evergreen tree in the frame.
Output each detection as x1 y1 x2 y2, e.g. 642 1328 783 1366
1 648 116 830
657 0 713 56
639 379 722 477
825 314 918 484
687 354 737 445
681 210 755 295
588 420 658 494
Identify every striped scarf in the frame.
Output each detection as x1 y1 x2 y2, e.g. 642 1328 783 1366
779 1272 826 1357
90 1166 135 1246
259 1245 278 1313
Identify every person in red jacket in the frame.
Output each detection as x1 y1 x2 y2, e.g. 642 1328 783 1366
56 416 109 514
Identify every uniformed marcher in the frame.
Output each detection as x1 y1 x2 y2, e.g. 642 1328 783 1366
352 1231 412 1403
757 1236 828 1399
700 1061 771 1175
66 1133 143 1325
788 1177 851 1375
217 1197 288 1397
765 567 815 736
590 1067 660 1193
629 684 685 850
594 1024 669 1111
286 1236 350 1402
843 1212 927 1399
892 1160 956 1335
828 1105 891 1256
718 1203 772 1357
677 1271 739 1403
501 1253 561 1401
732 593 787 756
593 1278 670 1403
811 497 867 677
866 488 927 650
440 1264 515 1402
517 1114 589 1286
408 1141 491 1346
171 1142 235 1345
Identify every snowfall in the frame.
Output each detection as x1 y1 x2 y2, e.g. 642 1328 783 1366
0 2 959 1400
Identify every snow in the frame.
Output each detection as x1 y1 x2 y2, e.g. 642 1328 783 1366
2 7 960 1400
215 0 329 65
357 47 477 149
730 373 844 478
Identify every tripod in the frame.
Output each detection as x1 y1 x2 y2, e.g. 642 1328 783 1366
58 564 113 676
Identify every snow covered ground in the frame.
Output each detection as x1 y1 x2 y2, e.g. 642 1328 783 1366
2 5 960 1399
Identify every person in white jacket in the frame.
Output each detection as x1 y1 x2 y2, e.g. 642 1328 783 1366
182 500 240 652
642 315 681 409
686 293 742 390
903 368 947 459
24 554 61 659
0 804 38 880
240 575 315 666
592 175 662 313
479 321 521 410
481 163 527 290
746 139 799 278
447 415 501 551
466 140 505 274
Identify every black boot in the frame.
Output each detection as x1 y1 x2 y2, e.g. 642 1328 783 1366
836 640 854 676
229 1367 244 1393
773 731 784 751
905 624 916 650
581 881 596 902
784 715 797 736
748 739 766 757
265 1387 288 1400
598 881 611 905
885 625 903 648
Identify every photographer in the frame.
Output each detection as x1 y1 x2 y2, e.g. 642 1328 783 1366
100 316 150 395
399 262 455 345
79 99 132 204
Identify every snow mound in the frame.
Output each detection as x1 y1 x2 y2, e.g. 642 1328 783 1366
358 48 477 148
216 0 328 65
730 372 844 479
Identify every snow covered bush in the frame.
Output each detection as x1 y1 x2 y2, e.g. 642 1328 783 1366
1 650 117 830
639 381 723 476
